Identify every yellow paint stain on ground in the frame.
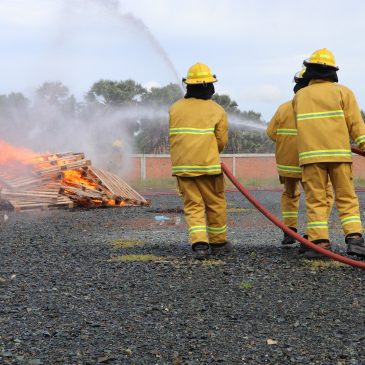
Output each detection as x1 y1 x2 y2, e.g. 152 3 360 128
110 254 166 262
303 259 347 270
111 239 145 249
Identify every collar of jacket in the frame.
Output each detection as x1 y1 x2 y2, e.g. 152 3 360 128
309 79 335 85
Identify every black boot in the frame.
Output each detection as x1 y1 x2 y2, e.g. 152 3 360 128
298 235 309 253
192 242 209 260
210 241 234 256
304 239 331 259
281 227 297 245
346 234 365 258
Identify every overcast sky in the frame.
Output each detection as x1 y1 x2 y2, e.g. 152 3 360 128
1 0 365 121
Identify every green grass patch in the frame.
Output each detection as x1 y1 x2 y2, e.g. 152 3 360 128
111 239 144 249
110 254 167 262
239 281 253 290
201 259 225 266
303 259 347 270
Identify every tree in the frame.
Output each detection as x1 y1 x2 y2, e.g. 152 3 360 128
86 79 146 106
141 83 182 106
212 94 239 113
36 82 70 105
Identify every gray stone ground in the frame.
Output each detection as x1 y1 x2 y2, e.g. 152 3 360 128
0 190 364 364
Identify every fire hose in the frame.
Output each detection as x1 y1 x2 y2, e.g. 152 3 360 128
221 146 365 269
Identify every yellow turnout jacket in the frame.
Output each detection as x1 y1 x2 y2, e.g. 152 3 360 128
267 100 301 178
293 79 365 166
169 98 228 177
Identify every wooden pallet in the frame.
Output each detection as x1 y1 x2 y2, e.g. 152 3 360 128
88 167 148 205
0 151 148 211
11 195 74 212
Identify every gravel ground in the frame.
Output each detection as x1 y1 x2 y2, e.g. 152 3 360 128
0 190 364 365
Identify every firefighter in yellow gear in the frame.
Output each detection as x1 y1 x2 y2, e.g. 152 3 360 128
169 62 231 259
293 48 365 258
267 68 334 246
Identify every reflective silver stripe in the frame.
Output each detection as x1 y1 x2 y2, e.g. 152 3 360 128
277 164 301 173
276 128 297 136
207 225 226 234
355 135 365 145
297 110 344 120
170 127 214 135
341 216 361 226
189 226 207 234
307 221 328 229
282 211 298 217
299 150 351 160
172 165 221 173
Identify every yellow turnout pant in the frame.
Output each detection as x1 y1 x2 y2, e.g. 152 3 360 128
177 174 227 245
281 177 334 228
302 162 362 241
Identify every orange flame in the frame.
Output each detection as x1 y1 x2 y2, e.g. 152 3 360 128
0 139 36 165
62 170 98 190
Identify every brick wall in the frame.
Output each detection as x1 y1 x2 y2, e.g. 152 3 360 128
127 154 365 182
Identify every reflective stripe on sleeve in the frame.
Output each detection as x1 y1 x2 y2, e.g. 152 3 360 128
277 164 302 173
276 128 297 136
355 135 365 145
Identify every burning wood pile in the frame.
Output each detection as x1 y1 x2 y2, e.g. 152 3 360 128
0 151 149 212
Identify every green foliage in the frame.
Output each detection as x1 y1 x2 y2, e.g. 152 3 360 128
0 79 276 154
134 118 169 154
36 81 70 105
212 94 239 113
87 79 146 106
142 83 182 106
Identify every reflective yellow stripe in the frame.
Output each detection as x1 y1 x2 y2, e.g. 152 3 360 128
207 225 226 234
297 110 344 120
282 211 298 217
189 226 207 234
277 164 301 173
355 135 365 145
307 221 328 229
170 127 214 135
188 71 210 77
172 165 221 173
277 128 297 136
299 149 351 160
341 216 361 226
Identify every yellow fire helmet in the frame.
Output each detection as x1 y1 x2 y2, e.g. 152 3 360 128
303 48 339 70
293 67 307 83
183 62 217 84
